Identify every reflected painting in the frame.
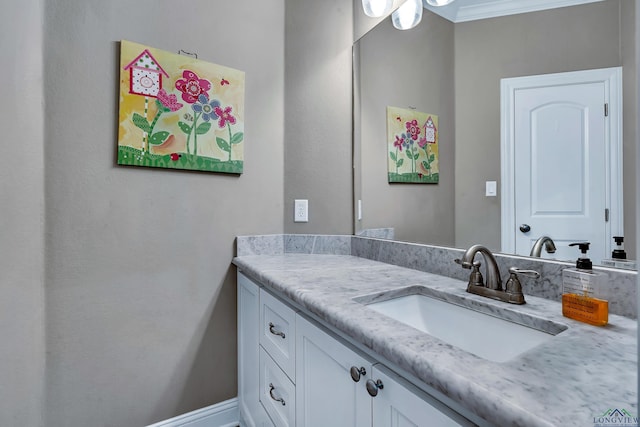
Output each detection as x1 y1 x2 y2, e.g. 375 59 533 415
117 40 245 174
387 106 439 183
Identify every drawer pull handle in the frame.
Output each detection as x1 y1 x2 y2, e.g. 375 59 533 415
350 366 367 382
268 383 286 406
269 322 286 339
366 379 384 397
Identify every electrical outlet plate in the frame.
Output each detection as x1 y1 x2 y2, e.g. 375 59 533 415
294 199 308 222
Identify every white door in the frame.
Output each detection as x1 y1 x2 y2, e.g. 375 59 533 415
295 315 372 427
501 68 623 265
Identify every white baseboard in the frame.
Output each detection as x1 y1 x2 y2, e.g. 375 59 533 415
147 397 239 427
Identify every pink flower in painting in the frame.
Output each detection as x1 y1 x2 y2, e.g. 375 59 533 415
214 105 236 128
417 137 427 148
157 89 183 112
394 135 404 151
175 70 212 104
406 119 420 140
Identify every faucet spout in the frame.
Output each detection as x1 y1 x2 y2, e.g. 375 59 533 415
459 244 502 291
530 236 557 257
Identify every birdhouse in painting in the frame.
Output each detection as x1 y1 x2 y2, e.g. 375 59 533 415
123 49 169 98
424 116 437 143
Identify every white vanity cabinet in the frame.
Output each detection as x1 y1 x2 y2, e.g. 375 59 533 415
238 272 475 427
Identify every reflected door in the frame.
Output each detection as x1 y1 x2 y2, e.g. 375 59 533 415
513 81 607 263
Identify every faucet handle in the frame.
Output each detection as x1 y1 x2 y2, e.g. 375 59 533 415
508 267 540 278
505 267 540 304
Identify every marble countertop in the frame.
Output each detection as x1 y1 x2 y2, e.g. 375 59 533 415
233 253 637 427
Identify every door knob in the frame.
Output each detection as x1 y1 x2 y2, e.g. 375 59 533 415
519 224 531 233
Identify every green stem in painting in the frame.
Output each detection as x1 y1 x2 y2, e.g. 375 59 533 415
423 147 431 176
193 112 202 156
227 122 233 162
395 147 399 174
147 110 163 153
186 125 192 155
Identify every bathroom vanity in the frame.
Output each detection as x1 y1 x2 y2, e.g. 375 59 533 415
234 235 637 427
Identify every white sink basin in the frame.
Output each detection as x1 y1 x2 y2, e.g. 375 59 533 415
365 293 564 362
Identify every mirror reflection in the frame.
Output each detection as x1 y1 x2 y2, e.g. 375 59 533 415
353 0 637 268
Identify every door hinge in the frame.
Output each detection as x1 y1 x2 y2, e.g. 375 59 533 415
605 208 610 222
604 103 609 117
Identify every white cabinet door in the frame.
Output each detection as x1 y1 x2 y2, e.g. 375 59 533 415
371 365 473 427
295 315 372 427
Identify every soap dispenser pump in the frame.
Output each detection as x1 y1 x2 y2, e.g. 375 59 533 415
612 236 627 260
601 236 637 269
562 242 608 326
569 242 592 269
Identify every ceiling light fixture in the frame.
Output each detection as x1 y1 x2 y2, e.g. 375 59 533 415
362 0 393 18
392 0 423 30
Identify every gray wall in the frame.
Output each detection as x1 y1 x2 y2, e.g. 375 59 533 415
357 15 456 246
40 0 284 426
284 0 354 235
0 0 45 426
455 0 637 253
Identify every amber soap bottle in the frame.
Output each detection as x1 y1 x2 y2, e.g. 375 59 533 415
562 242 608 326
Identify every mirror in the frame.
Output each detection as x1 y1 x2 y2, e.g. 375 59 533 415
353 0 637 267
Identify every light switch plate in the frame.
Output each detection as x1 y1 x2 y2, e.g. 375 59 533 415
294 199 308 222
486 181 497 197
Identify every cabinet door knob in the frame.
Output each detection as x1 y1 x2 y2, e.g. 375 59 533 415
268 322 286 339
350 366 367 382
365 379 384 397
268 383 286 406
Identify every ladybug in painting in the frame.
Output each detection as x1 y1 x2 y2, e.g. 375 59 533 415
170 153 182 161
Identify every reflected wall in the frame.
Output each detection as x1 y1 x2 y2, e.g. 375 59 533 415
357 13 456 246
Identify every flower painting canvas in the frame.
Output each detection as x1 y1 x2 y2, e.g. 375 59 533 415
387 106 439 183
117 40 245 174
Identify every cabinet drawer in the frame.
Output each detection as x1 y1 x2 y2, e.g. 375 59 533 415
260 289 296 381
260 347 296 427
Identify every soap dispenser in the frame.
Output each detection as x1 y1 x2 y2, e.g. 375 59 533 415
562 242 608 326
612 236 627 259
601 236 637 270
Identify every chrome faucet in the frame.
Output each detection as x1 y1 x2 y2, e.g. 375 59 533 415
455 244 540 305
530 236 557 257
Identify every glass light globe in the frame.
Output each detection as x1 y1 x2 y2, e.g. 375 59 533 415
362 0 393 18
392 0 423 30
